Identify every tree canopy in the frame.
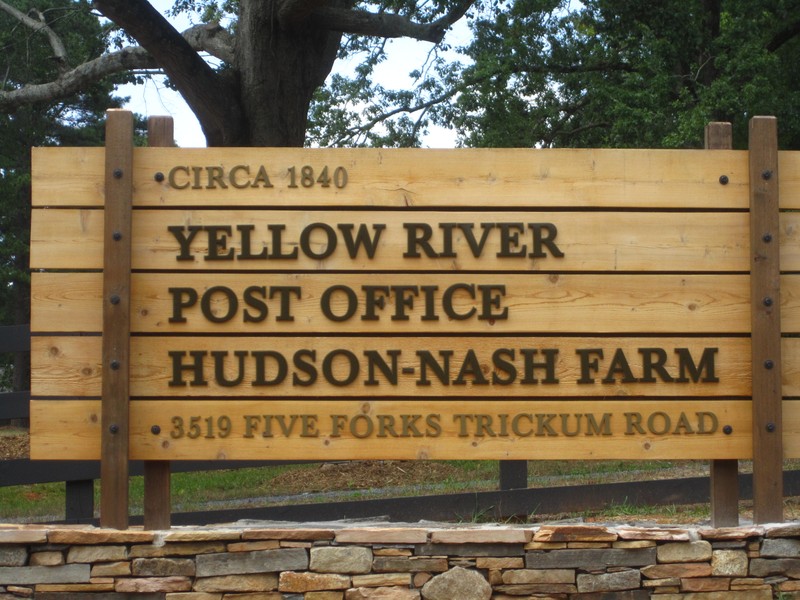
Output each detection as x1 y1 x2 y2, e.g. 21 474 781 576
2 1 800 149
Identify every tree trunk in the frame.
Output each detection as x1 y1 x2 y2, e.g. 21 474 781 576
236 0 343 146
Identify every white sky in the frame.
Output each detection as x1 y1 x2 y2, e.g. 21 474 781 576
120 1 467 148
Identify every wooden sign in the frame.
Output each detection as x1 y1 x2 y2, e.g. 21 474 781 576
29 130 800 464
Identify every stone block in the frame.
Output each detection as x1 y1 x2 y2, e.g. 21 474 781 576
494 583 576 595
115 577 192 593
415 543 523 557
761 538 800 557
654 591 771 599
525 547 656 570
350 574 410 588
132 558 196 577
372 557 448 573
67 545 127 563
196 547 308 577
35 583 115 593
29 552 64 567
166 593 223 600
0 565 90 585
227 541 280 553
501 569 574 584
345 588 419 600
6 586 33 598
680 577 730 592
576 569 640 593
657 541 712 563
221 594 282 600
163 530 242 542
421 567 491 600
429 529 529 545
641 562 711 579
533 525 617 542
47 529 154 545
750 557 800 578
310 546 372 574
712 549 748 576
615 527 690 541
335 529 428 545
243 529 335 542
474 557 524 569
130 542 227 558
0 547 27 567
306 593 344 600
0 531 46 544
194 574 278 593
91 561 131 577
698 527 765 541
278 572 349 593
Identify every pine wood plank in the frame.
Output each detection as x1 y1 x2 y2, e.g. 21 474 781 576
32 147 750 208
30 399 753 461
31 209 757 272
30 335 751 398
31 272 753 334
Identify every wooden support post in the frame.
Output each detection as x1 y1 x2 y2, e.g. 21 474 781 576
143 116 174 531
705 122 740 527
499 460 528 491
100 110 133 529
749 116 783 524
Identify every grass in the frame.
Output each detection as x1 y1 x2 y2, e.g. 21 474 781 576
0 458 714 523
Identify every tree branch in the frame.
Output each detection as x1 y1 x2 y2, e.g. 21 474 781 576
92 0 244 145
0 21 235 113
0 46 155 111
0 0 68 72
309 0 475 44
767 20 800 52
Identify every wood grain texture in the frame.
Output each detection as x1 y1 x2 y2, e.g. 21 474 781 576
30 335 752 398
31 272 754 334
32 147 750 208
31 209 759 272
100 109 133 529
30 399 753 461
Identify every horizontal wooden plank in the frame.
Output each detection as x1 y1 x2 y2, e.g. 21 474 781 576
31 272 752 334
31 335 749 398
30 399 752 461
32 208 759 272
32 147 750 208
780 151 800 209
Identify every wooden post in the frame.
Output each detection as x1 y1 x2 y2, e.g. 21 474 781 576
705 122 740 527
100 110 133 529
749 116 783 524
143 116 174 530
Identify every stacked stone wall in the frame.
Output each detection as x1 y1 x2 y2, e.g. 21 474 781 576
2 523 800 598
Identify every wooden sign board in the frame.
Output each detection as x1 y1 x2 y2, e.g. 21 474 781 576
28 144 800 461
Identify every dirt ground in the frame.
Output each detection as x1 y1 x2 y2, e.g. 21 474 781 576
0 426 28 460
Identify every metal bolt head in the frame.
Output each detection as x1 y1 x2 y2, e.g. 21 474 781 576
110 294 120 305
763 296 774 307
762 170 773 181
723 425 733 435
151 425 161 435
110 359 120 370
154 172 165 182
113 168 123 179
109 424 119 434
112 231 122 241
765 359 775 370
719 175 729 185
766 422 776 432
763 233 773 243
